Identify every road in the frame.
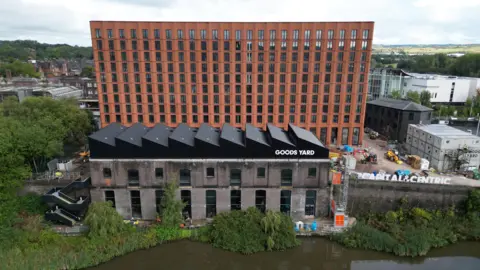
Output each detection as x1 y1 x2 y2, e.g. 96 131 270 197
354 135 480 187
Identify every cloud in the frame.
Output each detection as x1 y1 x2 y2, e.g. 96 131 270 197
0 0 478 45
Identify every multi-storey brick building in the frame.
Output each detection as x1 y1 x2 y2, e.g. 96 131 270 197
90 21 374 145
88 122 330 220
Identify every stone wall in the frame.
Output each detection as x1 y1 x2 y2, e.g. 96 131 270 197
346 179 477 215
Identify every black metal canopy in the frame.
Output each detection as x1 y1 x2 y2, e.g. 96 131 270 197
88 123 329 159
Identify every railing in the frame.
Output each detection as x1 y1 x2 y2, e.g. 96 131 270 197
26 171 82 183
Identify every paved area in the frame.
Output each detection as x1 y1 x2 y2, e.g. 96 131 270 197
354 135 480 188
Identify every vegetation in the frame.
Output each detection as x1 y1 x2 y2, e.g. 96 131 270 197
331 190 480 257
373 44 480 55
207 208 300 254
0 60 40 78
0 40 92 61
158 180 186 227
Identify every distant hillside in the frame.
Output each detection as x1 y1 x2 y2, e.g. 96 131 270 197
0 40 92 61
373 44 480 54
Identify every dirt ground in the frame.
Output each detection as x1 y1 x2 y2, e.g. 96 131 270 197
351 134 480 187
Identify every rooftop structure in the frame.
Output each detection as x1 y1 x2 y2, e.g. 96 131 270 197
88 122 329 159
367 98 433 112
32 86 83 99
410 124 479 139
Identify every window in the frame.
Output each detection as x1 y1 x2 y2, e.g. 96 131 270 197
206 190 217 218
257 167 266 178
308 168 317 177
255 190 266 213
179 169 191 186
105 190 115 208
127 169 139 186
305 190 316 216
181 190 192 219
155 190 164 214
103 168 111 178
131 190 142 218
342 128 349 145
409 112 414 120
231 190 241 211
230 169 241 186
280 190 291 215
206 167 215 177
154 168 163 180
281 169 293 186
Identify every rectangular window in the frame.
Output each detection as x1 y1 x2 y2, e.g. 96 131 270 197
305 190 316 216
342 128 349 145
230 169 241 186
127 169 139 187
206 167 215 177
155 168 163 179
181 190 192 219
255 190 266 213
231 190 241 211
280 190 291 215
155 190 164 215
257 167 266 178
308 168 317 177
206 190 217 218
130 190 142 218
281 169 293 186
105 190 115 208
179 169 191 186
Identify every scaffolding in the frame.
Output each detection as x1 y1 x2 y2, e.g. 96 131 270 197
329 157 350 228
443 146 480 173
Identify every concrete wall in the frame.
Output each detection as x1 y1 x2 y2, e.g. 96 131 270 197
346 179 476 215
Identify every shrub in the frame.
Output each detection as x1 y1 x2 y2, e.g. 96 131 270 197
84 201 129 238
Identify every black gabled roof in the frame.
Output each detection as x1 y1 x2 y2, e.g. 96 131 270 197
142 123 173 147
116 123 149 147
168 123 197 147
220 123 245 147
267 124 295 146
288 123 323 147
89 122 329 159
89 122 126 146
195 123 221 146
246 124 270 147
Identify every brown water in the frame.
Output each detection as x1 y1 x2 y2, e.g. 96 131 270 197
91 239 480 270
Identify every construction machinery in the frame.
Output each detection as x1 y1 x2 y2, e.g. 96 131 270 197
369 131 379 140
361 153 378 164
78 150 90 163
385 149 402 164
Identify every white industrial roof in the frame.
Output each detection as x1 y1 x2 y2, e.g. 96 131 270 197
33 86 83 99
411 124 479 139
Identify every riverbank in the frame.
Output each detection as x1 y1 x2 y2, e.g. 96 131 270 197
330 190 480 257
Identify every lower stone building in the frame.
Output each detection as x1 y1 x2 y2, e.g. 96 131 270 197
88 122 331 221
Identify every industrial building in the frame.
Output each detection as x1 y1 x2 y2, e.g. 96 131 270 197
406 124 480 172
88 122 331 221
367 68 407 100
365 99 432 142
90 21 375 145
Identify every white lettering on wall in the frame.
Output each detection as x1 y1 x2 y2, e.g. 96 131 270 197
274 150 315 156
355 173 451 185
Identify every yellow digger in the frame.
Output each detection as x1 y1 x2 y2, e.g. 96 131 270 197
385 149 402 164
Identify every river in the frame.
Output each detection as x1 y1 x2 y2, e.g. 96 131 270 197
91 239 480 270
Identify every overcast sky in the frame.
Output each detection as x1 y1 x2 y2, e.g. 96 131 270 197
0 0 479 46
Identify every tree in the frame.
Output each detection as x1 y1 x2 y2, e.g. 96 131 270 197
420 90 432 108
84 202 128 238
406 91 421 104
159 179 186 227
390 90 402 99
80 66 94 78
0 60 40 78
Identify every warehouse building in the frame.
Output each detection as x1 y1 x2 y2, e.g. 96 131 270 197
406 124 480 172
88 122 330 221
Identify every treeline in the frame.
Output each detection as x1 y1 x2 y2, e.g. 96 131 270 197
373 53 480 77
0 40 92 62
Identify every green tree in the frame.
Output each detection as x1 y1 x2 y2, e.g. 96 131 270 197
80 66 94 77
406 91 421 104
159 179 186 227
0 60 40 78
261 210 282 251
420 90 432 107
84 202 129 238
390 90 402 99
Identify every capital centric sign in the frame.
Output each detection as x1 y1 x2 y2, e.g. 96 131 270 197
356 172 451 185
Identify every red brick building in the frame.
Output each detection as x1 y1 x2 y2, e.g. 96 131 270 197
90 21 374 145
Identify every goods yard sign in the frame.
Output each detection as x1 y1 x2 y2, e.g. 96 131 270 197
356 172 451 185
275 150 316 156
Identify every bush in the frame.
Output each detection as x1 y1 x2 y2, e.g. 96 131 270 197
331 192 480 257
208 207 299 254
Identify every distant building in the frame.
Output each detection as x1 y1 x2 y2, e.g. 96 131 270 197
406 124 480 172
365 99 433 142
32 86 83 100
368 68 480 104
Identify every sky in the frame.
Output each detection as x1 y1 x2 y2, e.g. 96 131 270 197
0 0 479 46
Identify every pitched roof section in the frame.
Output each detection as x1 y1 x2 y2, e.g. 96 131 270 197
89 122 126 146
220 123 245 147
88 122 329 159
267 124 295 146
288 123 323 147
169 123 196 147
195 123 221 146
245 124 270 147
142 123 173 147
116 123 149 147
367 98 433 112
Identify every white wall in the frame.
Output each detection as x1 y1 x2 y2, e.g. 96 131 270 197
403 77 477 103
